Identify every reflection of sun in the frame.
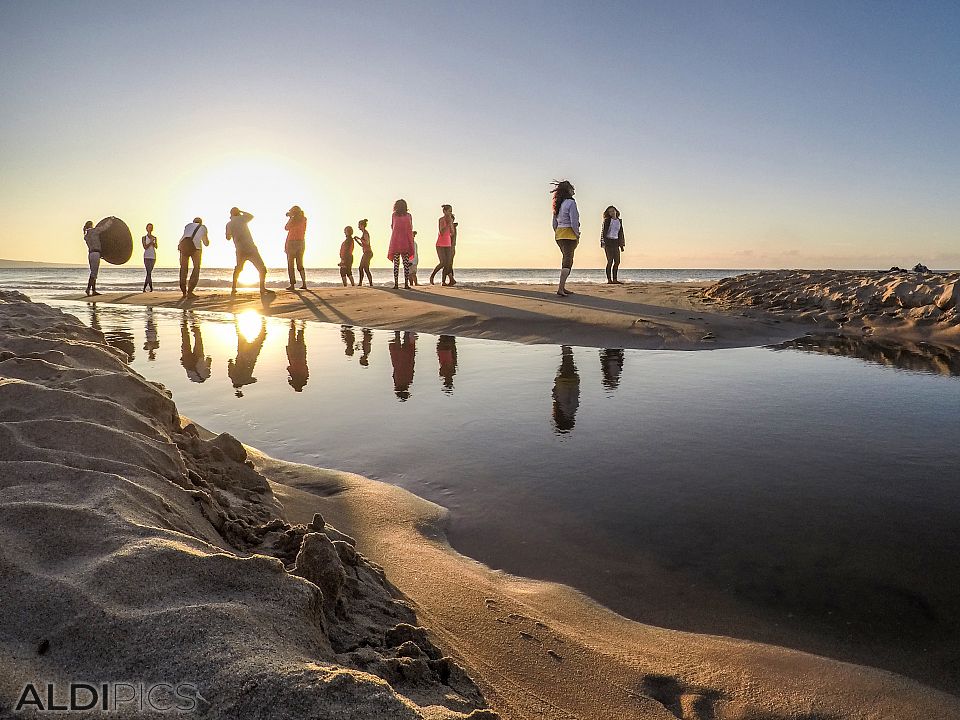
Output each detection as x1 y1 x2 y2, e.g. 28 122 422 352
236 263 261 286
236 309 263 342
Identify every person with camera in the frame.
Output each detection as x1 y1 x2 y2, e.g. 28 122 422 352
178 216 209 299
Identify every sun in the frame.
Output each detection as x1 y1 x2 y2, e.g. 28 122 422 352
172 152 327 268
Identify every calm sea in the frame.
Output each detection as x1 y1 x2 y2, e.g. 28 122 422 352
33 297 960 695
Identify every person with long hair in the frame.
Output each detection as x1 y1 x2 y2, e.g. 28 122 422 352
387 199 415 289
601 205 625 284
551 180 579 296
284 205 307 290
142 222 158 292
430 204 456 286
356 219 374 286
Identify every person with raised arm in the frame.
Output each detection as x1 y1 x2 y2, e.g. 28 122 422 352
356 219 374 286
83 217 113 297
226 207 271 296
284 205 307 290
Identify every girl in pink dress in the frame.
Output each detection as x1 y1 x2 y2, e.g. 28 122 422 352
387 199 415 289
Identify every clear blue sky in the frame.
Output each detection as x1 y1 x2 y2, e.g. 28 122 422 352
1 0 957 268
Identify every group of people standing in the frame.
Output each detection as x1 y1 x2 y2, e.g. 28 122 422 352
550 179 627 295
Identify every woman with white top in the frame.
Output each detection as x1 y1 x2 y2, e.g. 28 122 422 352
600 206 625 284
551 179 579 297
142 223 158 292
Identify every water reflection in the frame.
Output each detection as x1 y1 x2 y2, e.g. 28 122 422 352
437 335 457 393
180 313 211 383
772 334 960 377
599 348 624 392
228 313 267 396
90 304 136 361
359 328 373 367
143 307 159 361
389 331 417 401
552 346 580 434
342 325 356 358
286 320 309 392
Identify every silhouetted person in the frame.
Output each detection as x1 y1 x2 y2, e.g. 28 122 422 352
83 218 113 296
356 219 374 286
142 222 158 292
552 346 580 433
601 206 626 284
228 314 267 396
143 307 159 361
599 348 624 391
178 217 209 299
551 179 579 296
342 325 356 357
437 335 457 393
226 207 271 295
284 205 308 290
359 328 373 367
430 204 456 285
389 331 416 400
180 313 211 383
339 226 356 286
286 320 309 392
388 199 415 289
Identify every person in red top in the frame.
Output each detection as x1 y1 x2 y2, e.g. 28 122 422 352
387 199 415 289
339 225 356 286
284 205 307 290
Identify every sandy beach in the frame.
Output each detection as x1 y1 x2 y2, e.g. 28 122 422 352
3 290 959 718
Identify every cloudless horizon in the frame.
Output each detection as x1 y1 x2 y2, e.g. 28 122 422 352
1 1 958 270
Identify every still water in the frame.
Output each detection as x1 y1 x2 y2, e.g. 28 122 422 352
48 299 960 692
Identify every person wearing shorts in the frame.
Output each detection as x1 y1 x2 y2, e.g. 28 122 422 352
551 180 579 296
226 207 271 295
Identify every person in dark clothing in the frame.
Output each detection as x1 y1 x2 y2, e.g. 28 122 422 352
601 206 626 284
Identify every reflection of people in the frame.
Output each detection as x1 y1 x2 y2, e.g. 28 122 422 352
284 205 307 290
341 325 356 357
437 335 457 393
88 304 101 332
552 345 580 433
551 180 579 297
142 223 158 292
226 207 271 295
388 331 416 400
227 314 267 396
83 218 113 296
143 307 160 361
339 226 356 286
286 320 309 392
430 204 456 286
178 217 209 299
601 206 625 284
599 348 624 391
356 219 374 286
359 328 373 367
179 313 212 383
388 199 415 290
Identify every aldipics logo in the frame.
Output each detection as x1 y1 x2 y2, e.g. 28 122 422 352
13 682 203 714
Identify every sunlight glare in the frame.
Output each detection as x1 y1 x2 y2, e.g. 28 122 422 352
236 309 265 343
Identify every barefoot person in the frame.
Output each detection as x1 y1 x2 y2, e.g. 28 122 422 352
551 180 579 297
284 205 307 290
83 217 113 297
429 204 455 285
388 199 415 289
601 205 625 284
339 226 356 286
142 223 158 292
409 231 420 286
178 217 209 299
356 219 374 286
226 207 271 295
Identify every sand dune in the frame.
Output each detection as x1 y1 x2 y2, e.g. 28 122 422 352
704 270 960 346
0 290 494 718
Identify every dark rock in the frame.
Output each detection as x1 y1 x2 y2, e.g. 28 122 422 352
293 532 346 614
211 433 247 463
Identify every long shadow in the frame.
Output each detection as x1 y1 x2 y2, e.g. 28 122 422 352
297 289 354 325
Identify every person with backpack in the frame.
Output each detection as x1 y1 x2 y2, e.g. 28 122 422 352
178 217 209 299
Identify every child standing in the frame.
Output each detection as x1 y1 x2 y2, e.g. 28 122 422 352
339 226 356 286
356 218 374 286
387 199 415 289
409 231 420 286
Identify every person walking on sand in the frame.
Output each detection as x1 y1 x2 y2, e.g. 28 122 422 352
339 226 356 286
226 207 272 295
551 180 579 297
284 205 307 290
83 217 113 296
601 206 625 284
388 199 415 289
356 219 374 286
429 204 456 286
178 216 209 299
142 223 158 292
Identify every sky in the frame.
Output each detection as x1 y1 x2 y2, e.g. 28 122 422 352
0 0 958 269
